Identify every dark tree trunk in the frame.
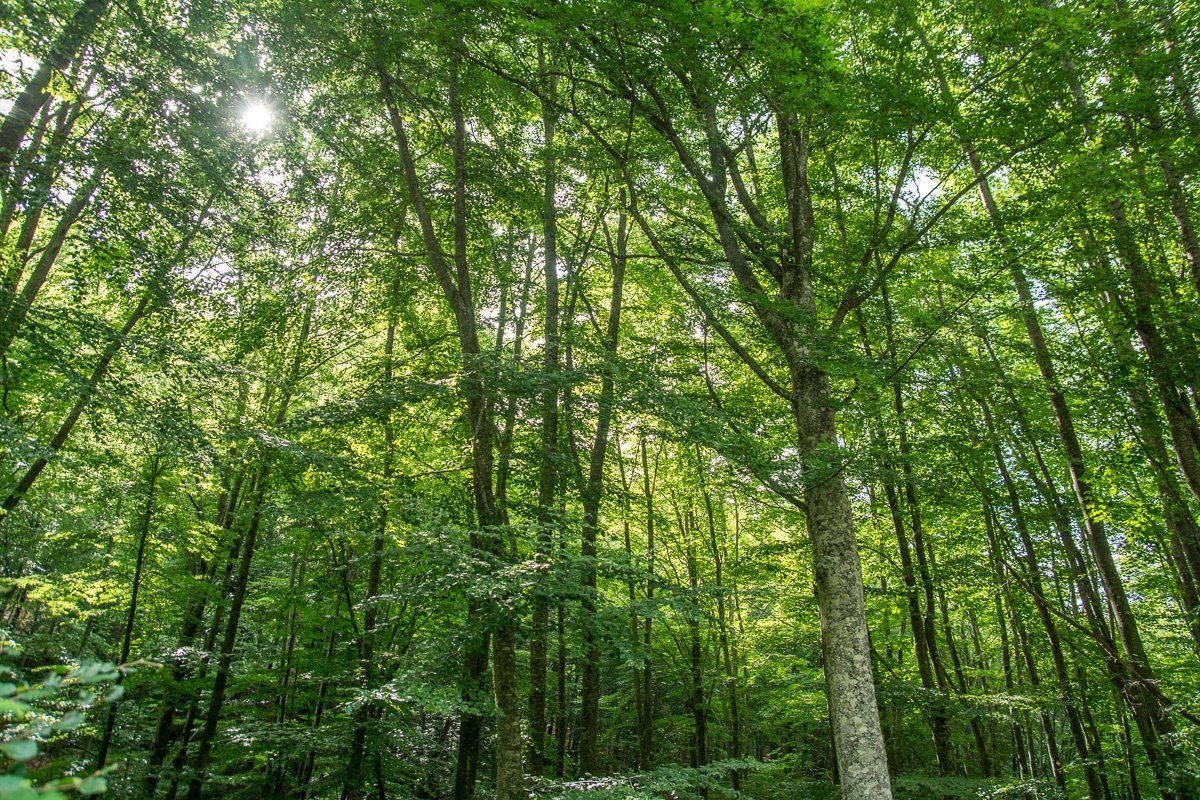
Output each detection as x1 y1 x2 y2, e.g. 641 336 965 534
0 0 107 174
528 43 560 778
184 469 270 800
918 23 1189 790
95 453 161 770
682 508 708 772
976 398 1104 798
700 469 741 789
379 39 521 798
576 190 627 777
144 468 244 797
185 303 311 800
344 283 398 800
639 432 656 770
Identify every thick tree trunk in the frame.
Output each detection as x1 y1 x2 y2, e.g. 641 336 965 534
718 106 895 800
0 0 107 175
528 44 560 777
794 366 893 799
617 55 893 800
492 624 522 798
576 192 626 777
380 40 521 799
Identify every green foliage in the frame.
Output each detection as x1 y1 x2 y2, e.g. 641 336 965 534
530 760 763 800
3 0 1200 797
0 637 119 798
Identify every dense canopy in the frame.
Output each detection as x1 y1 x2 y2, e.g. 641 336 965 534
2 1 1200 799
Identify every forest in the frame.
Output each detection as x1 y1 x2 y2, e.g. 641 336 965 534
2 0 1200 798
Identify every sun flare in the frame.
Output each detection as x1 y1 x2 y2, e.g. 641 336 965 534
239 100 273 133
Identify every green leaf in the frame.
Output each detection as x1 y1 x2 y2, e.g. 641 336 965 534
0 738 37 761
0 699 28 719
73 663 118 685
78 776 107 796
53 711 84 732
0 774 39 800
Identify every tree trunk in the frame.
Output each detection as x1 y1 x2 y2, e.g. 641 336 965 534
614 57 893 800
528 43 560 777
380 39 521 799
1108 197 1200 508
1 83 91 309
0 0 107 174
344 280 398 800
682 507 708 773
298 618 339 799
95 453 160 770
985 509 1028 781
795 370 892 798
1089 275 1200 650
185 303 311 800
453 624 489 800
975 397 1105 797
184 468 270 800
639 431 655 771
0 171 102 360
918 21 1188 792
144 468 245 796
4 285 148 511
858 310 952 775
555 591 568 779
576 190 627 777
615 441 644 771
700 467 741 789
2 195 211 512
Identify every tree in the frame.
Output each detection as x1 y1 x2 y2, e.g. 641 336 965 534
3 1 1199 799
